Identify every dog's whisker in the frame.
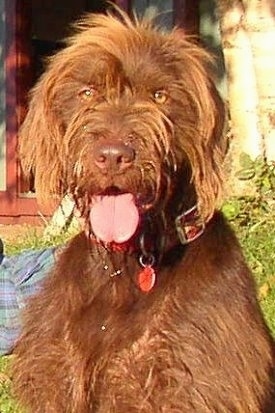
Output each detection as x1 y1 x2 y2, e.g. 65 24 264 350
142 125 170 160
73 160 84 178
164 147 178 174
159 171 172 209
138 164 146 185
135 163 159 210
133 115 171 157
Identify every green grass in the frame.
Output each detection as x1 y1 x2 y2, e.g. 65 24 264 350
0 197 274 411
222 196 275 331
5 228 73 256
0 357 20 413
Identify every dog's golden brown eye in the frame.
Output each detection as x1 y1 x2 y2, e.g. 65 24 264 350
153 90 168 104
78 86 97 101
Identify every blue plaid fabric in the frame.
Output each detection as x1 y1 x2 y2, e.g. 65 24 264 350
0 248 56 355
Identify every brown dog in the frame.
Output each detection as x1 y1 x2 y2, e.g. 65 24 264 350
13 11 274 413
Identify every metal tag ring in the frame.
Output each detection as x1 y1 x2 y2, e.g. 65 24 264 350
139 253 156 268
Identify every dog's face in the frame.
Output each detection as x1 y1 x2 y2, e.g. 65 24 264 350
20 12 225 243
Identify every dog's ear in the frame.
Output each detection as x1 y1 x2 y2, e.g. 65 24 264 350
171 31 227 220
190 79 226 221
19 63 66 202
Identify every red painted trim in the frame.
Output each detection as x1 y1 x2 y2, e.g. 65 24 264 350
5 0 17 201
15 0 33 194
0 192 38 216
1 0 38 222
0 215 44 225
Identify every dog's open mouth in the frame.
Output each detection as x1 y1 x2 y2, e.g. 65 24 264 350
89 188 140 244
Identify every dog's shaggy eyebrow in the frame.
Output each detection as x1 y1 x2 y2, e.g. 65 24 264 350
57 12 173 67
51 12 212 94
50 24 182 96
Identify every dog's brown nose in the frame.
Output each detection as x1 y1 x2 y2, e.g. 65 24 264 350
94 141 135 172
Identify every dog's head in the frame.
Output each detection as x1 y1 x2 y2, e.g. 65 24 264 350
19 11 226 244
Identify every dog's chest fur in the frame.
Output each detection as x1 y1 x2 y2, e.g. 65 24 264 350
32 219 271 412
51 234 186 411
13 216 275 412
35 232 186 404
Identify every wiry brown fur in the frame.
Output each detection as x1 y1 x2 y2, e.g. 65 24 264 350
13 11 274 413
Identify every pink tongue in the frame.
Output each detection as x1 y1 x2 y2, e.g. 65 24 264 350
90 193 140 243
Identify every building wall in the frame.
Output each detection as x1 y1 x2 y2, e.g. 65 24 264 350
0 1 6 191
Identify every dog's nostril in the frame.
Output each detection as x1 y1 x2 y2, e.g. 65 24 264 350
94 142 135 172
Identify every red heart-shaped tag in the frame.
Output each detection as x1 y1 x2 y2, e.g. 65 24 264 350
138 266 156 292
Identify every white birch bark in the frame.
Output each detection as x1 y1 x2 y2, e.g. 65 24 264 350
244 0 275 162
216 0 262 194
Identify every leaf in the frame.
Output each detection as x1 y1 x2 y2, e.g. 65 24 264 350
258 283 270 300
262 176 271 190
239 153 254 169
222 201 240 220
235 168 255 180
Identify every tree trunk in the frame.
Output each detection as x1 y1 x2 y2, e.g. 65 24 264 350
215 0 275 196
244 0 275 162
43 195 80 240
